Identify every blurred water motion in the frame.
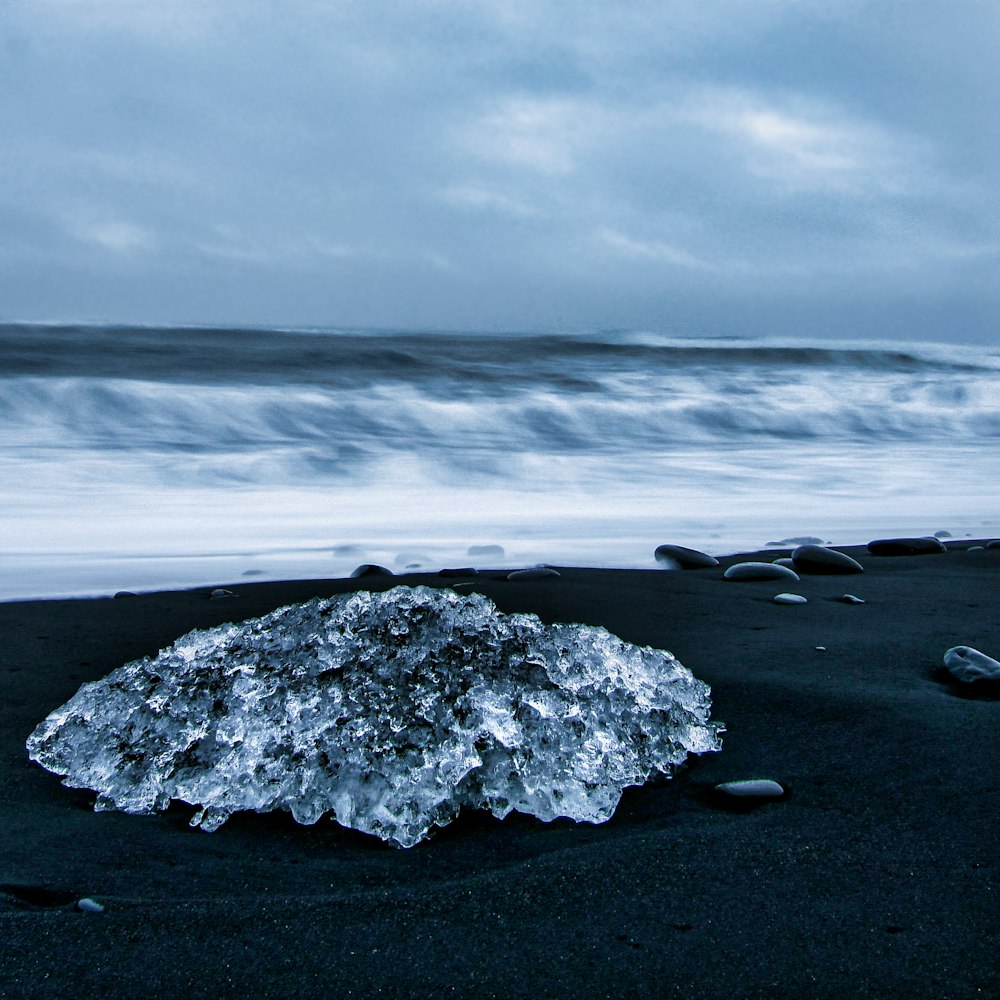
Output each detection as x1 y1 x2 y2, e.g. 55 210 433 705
2 324 998 599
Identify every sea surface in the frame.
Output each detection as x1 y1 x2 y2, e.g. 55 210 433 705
2 322 999 600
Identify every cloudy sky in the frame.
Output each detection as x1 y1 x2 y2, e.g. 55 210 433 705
1 0 997 339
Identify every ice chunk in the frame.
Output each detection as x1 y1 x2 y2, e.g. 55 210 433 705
27 586 722 847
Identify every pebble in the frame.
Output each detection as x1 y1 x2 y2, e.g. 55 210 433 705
350 564 394 578
724 562 800 582
934 530 953 538
791 544 864 575
767 536 825 546
943 646 1000 683
76 898 105 914
866 537 946 556
113 591 137 599
468 544 505 557
438 567 479 578
967 546 985 552
654 544 720 569
395 552 429 567
815 646 827 651
507 567 560 581
209 588 236 600
773 593 807 604
772 558 796 568
836 594 866 604
332 544 365 557
986 540 1000 550
714 779 785 800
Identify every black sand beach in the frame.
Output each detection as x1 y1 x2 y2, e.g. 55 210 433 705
2 544 999 998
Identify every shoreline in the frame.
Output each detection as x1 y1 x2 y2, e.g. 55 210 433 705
2 543 999 996
3 531 997 605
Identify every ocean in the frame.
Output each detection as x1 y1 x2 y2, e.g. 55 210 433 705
2 322 998 601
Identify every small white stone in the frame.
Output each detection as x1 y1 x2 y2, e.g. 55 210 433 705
773 593 807 605
76 897 105 913
944 646 1000 683
714 779 785 799
814 646 827 651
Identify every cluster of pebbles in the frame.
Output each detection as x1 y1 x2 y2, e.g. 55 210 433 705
654 535 1000 687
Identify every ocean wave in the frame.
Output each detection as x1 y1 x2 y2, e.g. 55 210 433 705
3 367 999 484
2 323 998 387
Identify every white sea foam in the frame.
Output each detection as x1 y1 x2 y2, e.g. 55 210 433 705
2 325 999 599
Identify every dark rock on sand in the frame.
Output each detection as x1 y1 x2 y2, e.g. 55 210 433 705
209 588 236 600
792 544 864 575
438 567 480 578
350 564 394 578
468 544 505 557
507 568 561 581
714 779 786 800
943 646 1000 683
986 540 1000 550
934 530 952 538
836 594 866 604
653 545 719 569
866 537 946 556
724 562 799 582
772 558 796 568
112 591 137 599
654 544 719 569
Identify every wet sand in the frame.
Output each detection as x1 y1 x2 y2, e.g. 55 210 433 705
2 544 998 998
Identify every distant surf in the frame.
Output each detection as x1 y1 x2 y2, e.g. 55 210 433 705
2 323 998 599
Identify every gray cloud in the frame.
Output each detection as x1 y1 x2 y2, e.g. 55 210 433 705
1 0 996 339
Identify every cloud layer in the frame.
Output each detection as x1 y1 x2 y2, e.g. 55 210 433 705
1 0 997 338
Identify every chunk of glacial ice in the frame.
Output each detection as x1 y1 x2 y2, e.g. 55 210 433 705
27 586 722 847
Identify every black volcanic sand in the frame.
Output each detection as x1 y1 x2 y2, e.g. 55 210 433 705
2 545 999 998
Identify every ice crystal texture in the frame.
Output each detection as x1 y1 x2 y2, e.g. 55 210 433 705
27 586 722 847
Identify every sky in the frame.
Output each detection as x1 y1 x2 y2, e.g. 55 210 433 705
1 0 998 340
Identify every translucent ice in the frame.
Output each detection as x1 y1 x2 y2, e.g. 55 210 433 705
27 586 722 847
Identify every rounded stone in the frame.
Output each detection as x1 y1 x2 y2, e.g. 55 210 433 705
654 544 720 569
714 779 785 800
836 594 866 604
76 898 105 914
723 562 800 582
438 567 479 578
772 558 796 568
773 593 807 605
209 588 236 600
507 567 560 581
792 544 864 575
866 537 946 556
986 540 1000 550
350 564 394 578
468 544 505 557
943 646 1000 683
